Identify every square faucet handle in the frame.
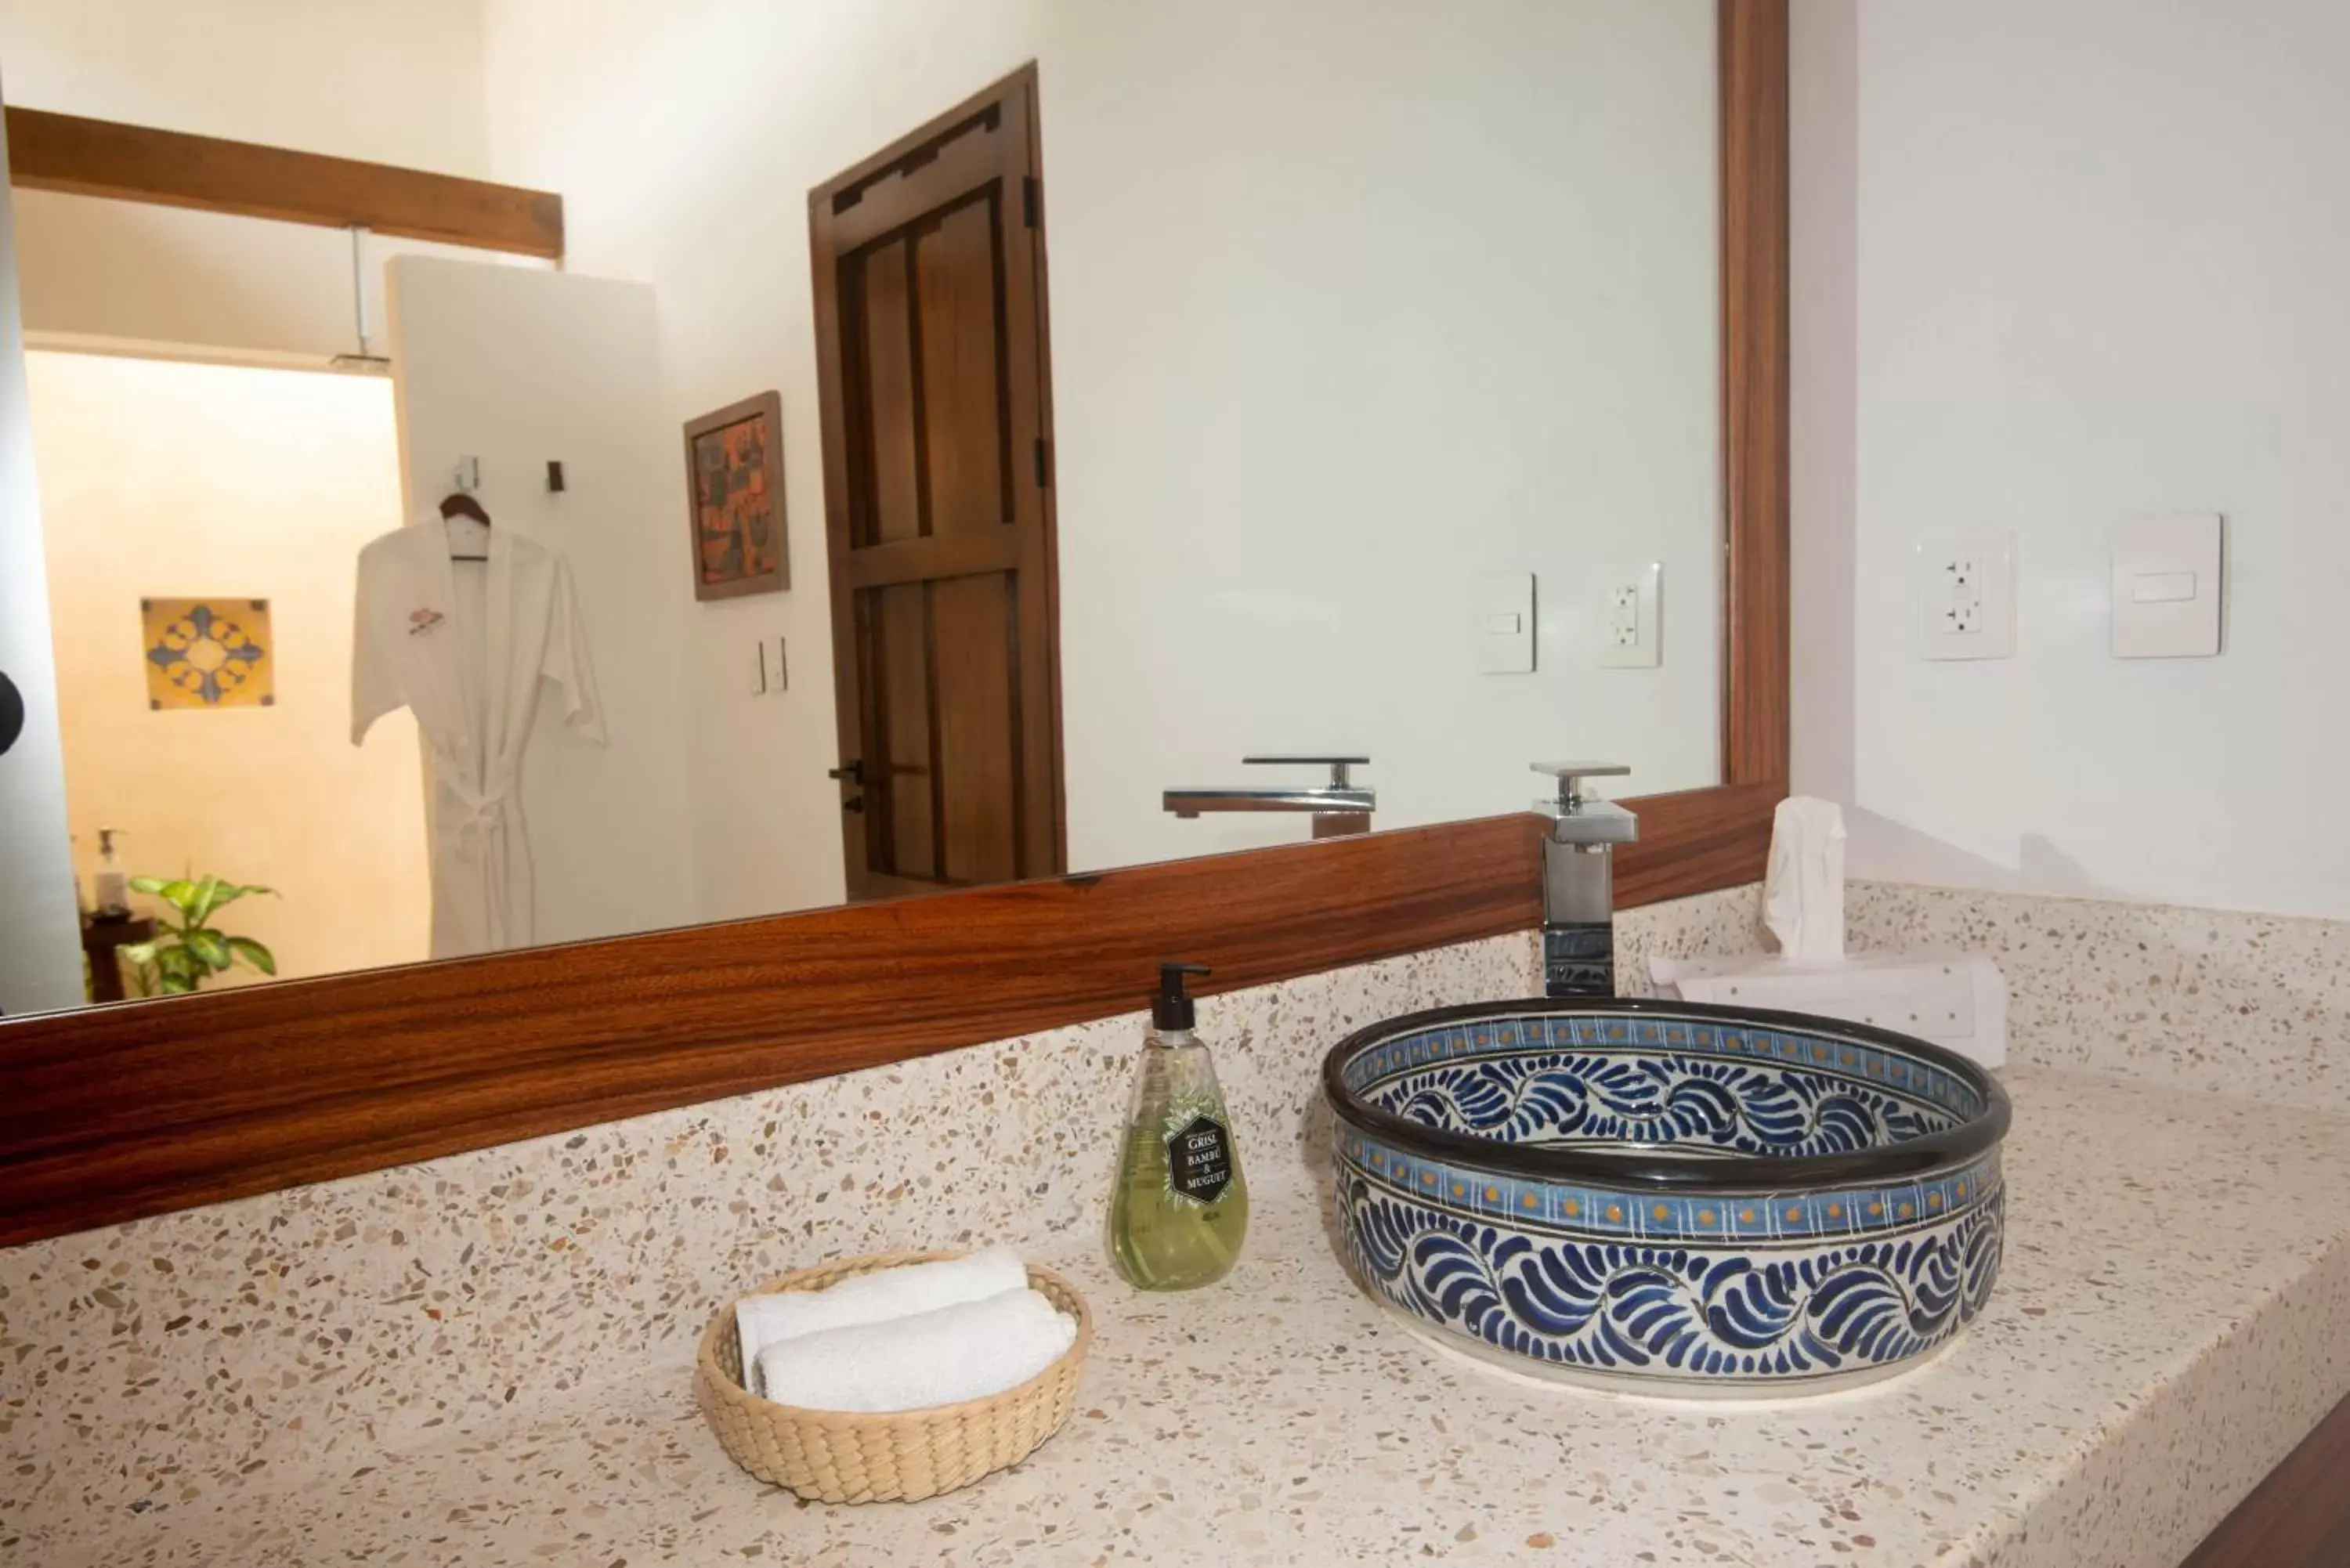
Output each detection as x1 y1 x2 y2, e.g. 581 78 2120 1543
1531 761 1630 811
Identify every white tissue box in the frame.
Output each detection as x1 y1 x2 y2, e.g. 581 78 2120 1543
1647 952 2006 1070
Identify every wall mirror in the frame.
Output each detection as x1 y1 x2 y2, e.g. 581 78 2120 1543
0 0 1785 1244
2 0 1725 1010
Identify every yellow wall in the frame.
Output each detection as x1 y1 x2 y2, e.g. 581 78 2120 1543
30 352 431 989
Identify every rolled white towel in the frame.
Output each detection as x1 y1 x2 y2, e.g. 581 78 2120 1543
756 1287 1078 1413
735 1246 1029 1395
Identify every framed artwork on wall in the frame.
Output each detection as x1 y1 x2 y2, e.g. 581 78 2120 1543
682 391 788 601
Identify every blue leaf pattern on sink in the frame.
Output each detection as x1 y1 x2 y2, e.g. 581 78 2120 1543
1329 1004 2009 1390
1343 1175 2002 1380
1371 1053 1954 1158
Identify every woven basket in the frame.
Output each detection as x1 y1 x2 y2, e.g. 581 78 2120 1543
694 1249 1091 1505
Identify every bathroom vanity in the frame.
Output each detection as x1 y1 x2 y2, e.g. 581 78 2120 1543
9 1040 2346 1566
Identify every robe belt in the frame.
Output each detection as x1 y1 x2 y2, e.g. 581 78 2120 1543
443 781 517 952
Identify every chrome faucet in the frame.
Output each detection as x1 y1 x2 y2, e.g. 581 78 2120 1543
1163 755 1375 839
1534 762 1637 997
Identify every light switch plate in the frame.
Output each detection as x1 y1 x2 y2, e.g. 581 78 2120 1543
2112 513 2222 658
753 636 788 695
1598 562 1661 668
1476 572 1535 674
1914 529 2017 660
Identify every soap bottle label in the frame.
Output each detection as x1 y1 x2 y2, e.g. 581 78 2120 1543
1166 1113 1233 1205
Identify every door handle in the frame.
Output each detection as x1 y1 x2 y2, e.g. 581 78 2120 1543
828 761 864 785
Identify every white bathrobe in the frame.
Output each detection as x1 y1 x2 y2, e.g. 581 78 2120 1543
351 515 605 959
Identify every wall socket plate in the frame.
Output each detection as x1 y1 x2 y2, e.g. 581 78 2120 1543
1598 562 1661 668
1914 529 2017 660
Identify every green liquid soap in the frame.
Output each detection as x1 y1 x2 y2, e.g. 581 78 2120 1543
1108 965 1249 1291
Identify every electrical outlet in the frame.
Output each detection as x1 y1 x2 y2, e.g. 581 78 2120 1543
1599 563 1661 668
1607 587 1640 646
1914 529 2016 660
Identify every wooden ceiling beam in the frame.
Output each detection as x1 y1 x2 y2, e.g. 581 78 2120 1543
2 105 562 259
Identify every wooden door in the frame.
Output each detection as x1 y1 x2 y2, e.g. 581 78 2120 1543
811 67 1062 901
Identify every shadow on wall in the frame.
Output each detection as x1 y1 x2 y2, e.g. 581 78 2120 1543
1843 808 2122 903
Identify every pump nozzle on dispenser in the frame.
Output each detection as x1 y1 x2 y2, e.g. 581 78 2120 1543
1153 963 1210 1030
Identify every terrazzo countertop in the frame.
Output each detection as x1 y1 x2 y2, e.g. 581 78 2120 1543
43 1065 2350 1568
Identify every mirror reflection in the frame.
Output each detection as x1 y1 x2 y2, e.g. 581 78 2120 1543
0 0 1723 1013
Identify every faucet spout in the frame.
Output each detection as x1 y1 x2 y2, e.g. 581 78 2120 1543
1531 761 1636 998
1163 756 1375 836
1161 786 1375 817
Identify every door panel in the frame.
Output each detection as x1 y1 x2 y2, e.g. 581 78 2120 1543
929 571 1022 883
866 580 937 881
814 68 1060 901
914 196 1009 540
858 240 924 547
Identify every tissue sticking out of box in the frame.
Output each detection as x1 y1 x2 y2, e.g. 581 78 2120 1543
1765 797 1847 962
1648 795 2008 1069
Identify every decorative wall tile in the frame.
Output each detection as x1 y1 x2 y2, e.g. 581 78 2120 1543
140 597 274 710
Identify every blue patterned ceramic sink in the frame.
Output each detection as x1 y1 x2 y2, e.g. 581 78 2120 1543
1322 999 2009 1396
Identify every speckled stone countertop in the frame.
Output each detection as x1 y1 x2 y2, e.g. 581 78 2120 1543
40 1065 2350 1568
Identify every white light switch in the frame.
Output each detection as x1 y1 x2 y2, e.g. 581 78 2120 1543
2112 514 2222 657
753 637 789 695
1598 562 1661 668
1476 573 1535 674
1914 529 2017 660
2131 571 2196 603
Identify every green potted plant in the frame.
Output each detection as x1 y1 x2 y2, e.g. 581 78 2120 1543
118 874 277 996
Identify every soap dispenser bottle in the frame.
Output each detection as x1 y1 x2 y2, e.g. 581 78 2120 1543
92 827 131 919
1108 963 1249 1290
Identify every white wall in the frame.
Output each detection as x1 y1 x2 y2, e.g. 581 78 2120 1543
8 195 539 366
1789 0 1857 807
1791 0 2350 919
1045 0 1719 869
484 0 1050 917
0 0 524 363
0 99 81 1015
385 256 698 947
0 0 486 166
483 0 1722 909
30 352 431 987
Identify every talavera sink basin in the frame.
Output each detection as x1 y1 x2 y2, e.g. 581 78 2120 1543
1322 999 2009 1396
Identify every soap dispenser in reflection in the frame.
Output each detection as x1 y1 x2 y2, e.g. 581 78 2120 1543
1107 963 1249 1291
92 827 132 919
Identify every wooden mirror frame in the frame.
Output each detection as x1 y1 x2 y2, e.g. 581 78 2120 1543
0 1 1788 1248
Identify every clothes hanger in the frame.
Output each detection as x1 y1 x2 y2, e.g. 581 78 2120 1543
439 492 491 562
